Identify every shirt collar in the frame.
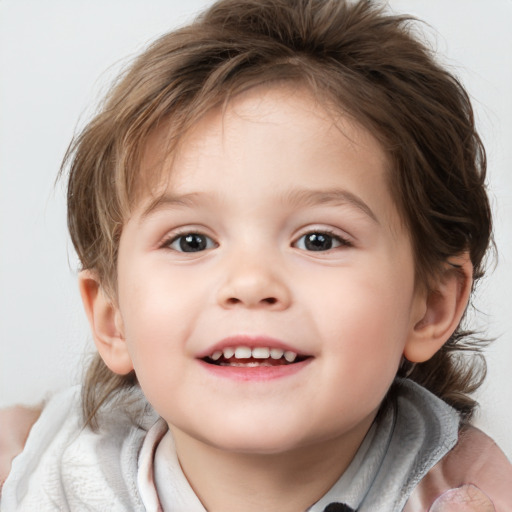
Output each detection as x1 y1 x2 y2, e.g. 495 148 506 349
309 379 460 512
138 379 459 512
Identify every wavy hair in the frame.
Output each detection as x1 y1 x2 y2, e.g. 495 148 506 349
61 0 493 427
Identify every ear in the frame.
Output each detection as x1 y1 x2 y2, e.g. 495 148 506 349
404 255 473 363
78 270 134 375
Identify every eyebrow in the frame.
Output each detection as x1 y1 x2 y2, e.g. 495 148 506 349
283 188 379 224
139 192 202 220
140 188 378 224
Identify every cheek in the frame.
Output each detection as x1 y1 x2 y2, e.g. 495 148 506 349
304 267 414 386
308 268 413 340
118 270 192 365
119 281 189 415
121 260 201 322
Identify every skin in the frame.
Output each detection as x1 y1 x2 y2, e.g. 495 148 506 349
80 85 472 512
0 406 41 491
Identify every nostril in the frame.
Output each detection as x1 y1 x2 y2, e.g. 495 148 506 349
224 296 278 306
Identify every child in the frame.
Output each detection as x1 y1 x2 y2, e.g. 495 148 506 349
2 0 511 510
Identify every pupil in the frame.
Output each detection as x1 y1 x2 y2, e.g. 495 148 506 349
305 233 332 251
180 234 206 252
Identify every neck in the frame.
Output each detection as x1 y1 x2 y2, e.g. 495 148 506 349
169 417 374 512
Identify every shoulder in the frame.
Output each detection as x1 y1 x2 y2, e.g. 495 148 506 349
1 385 156 512
1 386 81 510
405 425 512 511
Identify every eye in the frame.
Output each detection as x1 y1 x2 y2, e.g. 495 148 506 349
167 233 217 253
294 231 350 252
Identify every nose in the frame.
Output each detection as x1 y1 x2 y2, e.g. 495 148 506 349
217 252 292 310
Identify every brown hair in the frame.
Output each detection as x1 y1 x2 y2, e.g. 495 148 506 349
62 0 493 427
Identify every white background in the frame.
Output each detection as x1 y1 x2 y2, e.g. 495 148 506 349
1 1 511 459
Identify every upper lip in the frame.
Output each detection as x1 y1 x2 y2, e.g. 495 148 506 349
195 335 309 359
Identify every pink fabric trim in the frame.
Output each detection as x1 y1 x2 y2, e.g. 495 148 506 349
405 426 512 512
429 484 495 511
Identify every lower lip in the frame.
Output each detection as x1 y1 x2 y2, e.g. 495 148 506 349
198 358 312 381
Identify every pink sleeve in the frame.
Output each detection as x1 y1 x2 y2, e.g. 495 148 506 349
404 426 512 512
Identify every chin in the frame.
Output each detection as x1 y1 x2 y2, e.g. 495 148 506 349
210 437 304 456
192 420 310 456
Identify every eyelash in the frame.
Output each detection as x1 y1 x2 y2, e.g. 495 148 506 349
161 229 352 254
293 230 352 252
162 231 217 253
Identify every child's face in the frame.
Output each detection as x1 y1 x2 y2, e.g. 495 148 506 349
112 85 427 455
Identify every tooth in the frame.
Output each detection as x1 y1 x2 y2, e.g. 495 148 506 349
223 347 235 359
221 361 274 367
252 347 270 359
284 351 297 363
211 351 223 361
270 348 284 360
234 346 252 359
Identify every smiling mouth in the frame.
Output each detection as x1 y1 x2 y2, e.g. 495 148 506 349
202 346 310 367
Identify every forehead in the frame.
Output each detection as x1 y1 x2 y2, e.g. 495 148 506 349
138 84 394 212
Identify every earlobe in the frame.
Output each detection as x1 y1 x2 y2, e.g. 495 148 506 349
404 255 473 363
78 270 134 375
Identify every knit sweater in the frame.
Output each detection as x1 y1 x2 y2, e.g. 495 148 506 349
2 379 511 511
